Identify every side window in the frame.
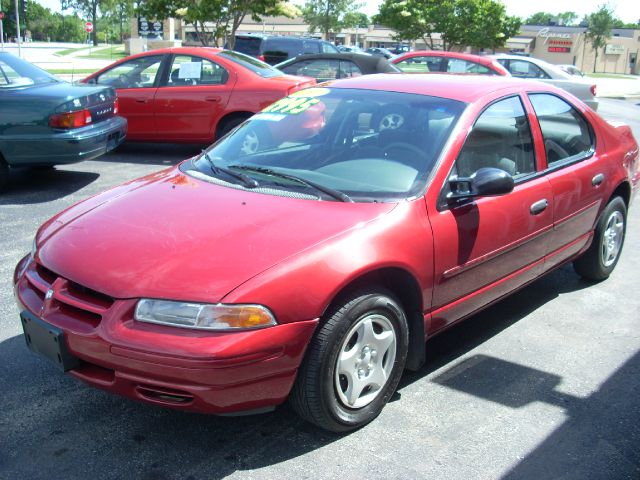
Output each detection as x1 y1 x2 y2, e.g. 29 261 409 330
283 59 340 82
166 55 228 86
455 96 536 179
0 60 24 85
529 93 593 166
302 40 320 54
96 55 163 89
508 60 550 79
446 59 492 75
338 61 363 78
322 42 339 53
395 56 444 73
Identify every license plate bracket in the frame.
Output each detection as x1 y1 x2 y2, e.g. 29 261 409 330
21 311 81 372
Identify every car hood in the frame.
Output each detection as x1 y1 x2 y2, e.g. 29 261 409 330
37 167 397 302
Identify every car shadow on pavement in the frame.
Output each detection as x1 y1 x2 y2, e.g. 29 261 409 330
431 352 640 479
98 142 204 166
398 263 595 389
0 265 605 479
0 168 99 205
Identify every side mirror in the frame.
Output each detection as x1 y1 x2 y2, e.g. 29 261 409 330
447 167 514 202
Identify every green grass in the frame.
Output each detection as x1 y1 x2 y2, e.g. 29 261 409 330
56 46 93 56
77 45 126 60
585 73 637 79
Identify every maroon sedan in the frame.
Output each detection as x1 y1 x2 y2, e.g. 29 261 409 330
83 47 315 144
14 75 639 432
393 50 509 75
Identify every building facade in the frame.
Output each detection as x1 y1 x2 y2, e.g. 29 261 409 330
130 17 640 75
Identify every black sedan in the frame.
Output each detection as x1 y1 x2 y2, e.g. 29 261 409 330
0 52 127 190
275 53 400 83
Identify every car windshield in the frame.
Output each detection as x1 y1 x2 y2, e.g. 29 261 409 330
183 87 466 202
218 50 283 78
0 53 59 88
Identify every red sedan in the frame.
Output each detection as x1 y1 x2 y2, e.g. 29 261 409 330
83 48 315 144
392 50 509 75
15 75 639 432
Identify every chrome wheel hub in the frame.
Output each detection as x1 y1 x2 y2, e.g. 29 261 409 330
601 211 624 267
335 314 396 409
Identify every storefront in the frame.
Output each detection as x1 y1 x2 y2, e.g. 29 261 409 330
502 25 640 74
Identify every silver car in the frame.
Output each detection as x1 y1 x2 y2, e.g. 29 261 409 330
492 55 598 110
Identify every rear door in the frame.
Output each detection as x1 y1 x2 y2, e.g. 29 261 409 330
94 54 165 140
154 54 234 142
429 95 553 331
527 92 604 268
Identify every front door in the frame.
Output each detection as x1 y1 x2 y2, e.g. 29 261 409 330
95 54 165 140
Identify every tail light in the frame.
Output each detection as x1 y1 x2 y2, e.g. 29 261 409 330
113 98 120 115
590 84 597 97
49 109 93 129
257 55 266 62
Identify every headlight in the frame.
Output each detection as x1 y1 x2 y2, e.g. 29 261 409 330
134 299 277 331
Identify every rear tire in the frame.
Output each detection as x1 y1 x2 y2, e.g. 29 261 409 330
573 196 627 281
290 288 409 432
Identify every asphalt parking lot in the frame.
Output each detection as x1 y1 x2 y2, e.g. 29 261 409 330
1 98 639 480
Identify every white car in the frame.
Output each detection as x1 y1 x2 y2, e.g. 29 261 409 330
492 55 598 111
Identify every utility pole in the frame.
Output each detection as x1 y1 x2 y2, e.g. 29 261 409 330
0 0 5 52
14 0 20 56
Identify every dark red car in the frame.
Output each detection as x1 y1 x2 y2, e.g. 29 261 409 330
14 75 639 432
83 47 315 144
392 50 509 76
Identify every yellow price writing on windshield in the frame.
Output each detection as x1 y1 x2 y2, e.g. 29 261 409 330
263 97 320 115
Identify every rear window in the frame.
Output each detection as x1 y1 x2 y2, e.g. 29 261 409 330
218 50 284 78
265 38 301 57
233 37 263 56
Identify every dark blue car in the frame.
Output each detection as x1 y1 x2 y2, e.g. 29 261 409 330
0 52 127 190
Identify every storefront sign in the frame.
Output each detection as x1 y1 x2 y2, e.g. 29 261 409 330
537 27 573 45
548 47 571 53
605 44 625 55
138 17 163 38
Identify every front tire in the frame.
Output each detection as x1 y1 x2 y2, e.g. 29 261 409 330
574 196 627 280
290 289 409 432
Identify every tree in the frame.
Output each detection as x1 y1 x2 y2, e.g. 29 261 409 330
342 11 368 29
302 0 362 37
375 0 521 51
62 0 106 45
526 11 578 26
138 0 297 48
585 4 615 73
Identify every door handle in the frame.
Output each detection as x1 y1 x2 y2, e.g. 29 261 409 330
205 96 220 102
530 199 548 215
135 98 149 103
592 173 604 186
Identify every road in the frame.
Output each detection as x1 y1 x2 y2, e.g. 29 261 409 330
0 99 638 480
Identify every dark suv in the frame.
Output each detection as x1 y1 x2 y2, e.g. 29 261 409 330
231 35 339 65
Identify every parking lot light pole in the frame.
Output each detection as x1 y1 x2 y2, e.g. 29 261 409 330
0 0 4 52
14 0 21 57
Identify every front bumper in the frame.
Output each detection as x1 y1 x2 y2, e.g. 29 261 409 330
2 115 127 167
14 256 318 414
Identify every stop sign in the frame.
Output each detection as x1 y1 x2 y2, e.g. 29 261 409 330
85 22 93 33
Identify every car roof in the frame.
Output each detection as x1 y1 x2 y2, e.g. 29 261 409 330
325 73 550 103
278 52 385 66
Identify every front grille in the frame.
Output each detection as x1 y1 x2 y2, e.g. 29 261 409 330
23 262 114 328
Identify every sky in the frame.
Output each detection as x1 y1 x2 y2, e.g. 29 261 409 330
34 0 640 24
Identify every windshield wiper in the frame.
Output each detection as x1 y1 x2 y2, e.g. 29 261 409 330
201 150 259 188
230 165 353 203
